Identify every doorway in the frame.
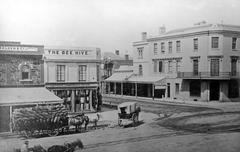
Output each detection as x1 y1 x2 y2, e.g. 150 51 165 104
210 81 220 101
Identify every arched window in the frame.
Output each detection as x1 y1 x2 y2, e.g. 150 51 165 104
139 65 143 76
21 65 30 80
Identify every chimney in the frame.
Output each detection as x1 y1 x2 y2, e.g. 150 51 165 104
115 50 120 55
125 54 129 60
159 26 166 35
141 32 147 41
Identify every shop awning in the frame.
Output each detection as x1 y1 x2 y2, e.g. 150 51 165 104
105 73 166 85
105 72 133 82
0 87 63 106
127 75 166 85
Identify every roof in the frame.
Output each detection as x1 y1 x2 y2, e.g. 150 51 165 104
105 72 166 84
118 102 137 108
105 72 133 82
127 75 166 84
114 65 134 72
0 87 63 106
103 52 125 60
147 23 240 41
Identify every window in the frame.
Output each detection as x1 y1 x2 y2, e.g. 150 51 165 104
210 58 220 76
193 38 198 51
161 42 165 53
232 37 237 50
21 65 30 80
137 47 143 59
231 58 237 76
57 65 65 82
212 37 219 48
168 61 172 73
96 65 100 81
139 65 143 75
193 59 199 76
153 61 157 73
175 83 180 95
153 43 158 55
168 42 172 53
159 61 164 73
176 60 181 72
79 65 87 81
176 41 181 52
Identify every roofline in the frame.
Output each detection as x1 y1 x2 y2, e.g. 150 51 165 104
147 30 240 41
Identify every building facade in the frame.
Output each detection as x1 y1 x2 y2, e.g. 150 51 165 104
0 41 62 133
132 24 240 102
0 41 44 86
44 47 102 112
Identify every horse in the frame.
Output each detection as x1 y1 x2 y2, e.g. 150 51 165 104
68 115 87 132
84 113 102 130
47 139 83 152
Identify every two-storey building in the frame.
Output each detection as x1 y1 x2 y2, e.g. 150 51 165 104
133 24 240 102
44 47 102 112
0 41 62 133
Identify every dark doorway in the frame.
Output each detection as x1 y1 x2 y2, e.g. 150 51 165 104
210 81 220 101
167 83 170 98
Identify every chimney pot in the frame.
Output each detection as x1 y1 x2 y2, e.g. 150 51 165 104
159 26 166 35
141 32 147 41
115 50 120 55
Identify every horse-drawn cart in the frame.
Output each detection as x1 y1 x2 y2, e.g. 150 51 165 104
12 105 88 137
117 102 141 126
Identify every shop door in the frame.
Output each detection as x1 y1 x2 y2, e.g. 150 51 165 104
210 81 220 101
0 106 10 132
167 83 170 98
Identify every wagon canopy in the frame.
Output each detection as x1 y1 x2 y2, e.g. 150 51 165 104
118 102 137 114
0 87 63 106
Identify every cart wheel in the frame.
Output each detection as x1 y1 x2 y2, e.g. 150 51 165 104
47 129 59 137
132 113 138 127
118 118 122 126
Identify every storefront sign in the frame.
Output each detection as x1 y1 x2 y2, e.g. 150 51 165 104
0 46 38 51
46 49 90 56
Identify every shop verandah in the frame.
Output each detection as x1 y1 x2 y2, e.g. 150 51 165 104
102 73 166 99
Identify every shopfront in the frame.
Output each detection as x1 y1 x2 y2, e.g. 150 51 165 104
44 47 102 112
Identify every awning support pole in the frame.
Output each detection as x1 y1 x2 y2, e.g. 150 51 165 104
10 106 13 133
114 82 116 95
135 83 137 98
71 90 76 112
152 84 155 100
121 82 123 96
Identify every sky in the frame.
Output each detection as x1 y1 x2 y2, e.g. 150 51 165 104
1 0 240 55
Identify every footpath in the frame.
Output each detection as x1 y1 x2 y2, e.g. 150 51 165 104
103 94 240 112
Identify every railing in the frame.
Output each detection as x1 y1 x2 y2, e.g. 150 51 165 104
177 72 240 79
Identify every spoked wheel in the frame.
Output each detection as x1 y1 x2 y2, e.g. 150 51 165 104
118 117 122 126
47 128 59 137
132 113 138 127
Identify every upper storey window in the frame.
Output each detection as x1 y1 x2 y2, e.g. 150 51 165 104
193 38 198 51
176 41 181 52
168 42 172 53
232 37 237 50
211 37 219 49
79 65 87 81
161 42 165 53
137 47 143 59
153 43 158 55
57 65 65 82
21 65 30 80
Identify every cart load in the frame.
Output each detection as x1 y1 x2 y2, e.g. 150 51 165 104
117 102 141 126
12 105 69 137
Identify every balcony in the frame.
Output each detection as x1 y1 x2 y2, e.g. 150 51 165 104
177 72 240 80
